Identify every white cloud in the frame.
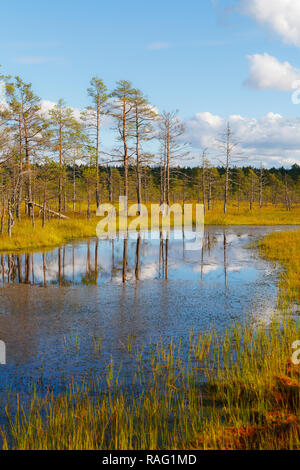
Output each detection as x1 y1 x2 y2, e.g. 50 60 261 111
184 111 300 167
40 100 57 115
147 42 170 51
240 0 300 47
196 112 223 128
245 53 300 91
193 265 218 274
9 41 61 48
14 56 56 64
0 81 6 108
40 100 82 121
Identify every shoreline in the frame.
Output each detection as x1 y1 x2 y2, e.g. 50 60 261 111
0 220 299 449
0 204 299 253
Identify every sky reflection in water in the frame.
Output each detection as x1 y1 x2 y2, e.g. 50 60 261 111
0 226 290 402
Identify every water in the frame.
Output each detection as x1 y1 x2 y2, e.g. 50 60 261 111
0 226 292 403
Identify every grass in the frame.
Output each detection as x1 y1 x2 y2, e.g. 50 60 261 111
258 229 300 305
0 216 99 252
0 320 299 450
0 202 300 449
0 200 299 252
204 202 300 226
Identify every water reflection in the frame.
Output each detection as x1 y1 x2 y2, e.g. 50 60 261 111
0 226 290 400
0 226 291 288
159 233 169 280
224 233 228 289
0 230 223 287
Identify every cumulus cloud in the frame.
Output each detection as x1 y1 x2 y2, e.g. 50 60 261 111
240 0 300 47
245 53 300 91
184 111 300 167
40 100 82 121
40 100 57 115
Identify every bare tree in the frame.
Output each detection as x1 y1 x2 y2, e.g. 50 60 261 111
248 169 258 210
49 99 82 215
259 164 266 209
130 88 157 210
1 76 48 221
201 149 210 215
83 77 109 208
158 110 188 206
218 122 239 214
110 80 135 200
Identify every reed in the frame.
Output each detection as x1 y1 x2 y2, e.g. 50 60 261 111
0 318 299 450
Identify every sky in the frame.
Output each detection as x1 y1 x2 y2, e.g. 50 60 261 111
1 0 300 167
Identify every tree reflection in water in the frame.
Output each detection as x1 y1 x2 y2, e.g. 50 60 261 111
0 229 233 288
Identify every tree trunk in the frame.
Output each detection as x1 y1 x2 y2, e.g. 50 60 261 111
224 125 230 214
108 167 113 203
58 122 63 215
259 167 263 209
166 128 170 208
135 117 142 211
7 199 14 238
87 182 91 219
73 160 76 211
24 126 32 217
42 185 47 228
0 198 5 234
285 174 291 211
202 152 206 216
16 113 23 220
96 102 100 208
122 100 128 200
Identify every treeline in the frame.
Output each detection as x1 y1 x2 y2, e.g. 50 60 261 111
56 163 300 209
0 70 298 236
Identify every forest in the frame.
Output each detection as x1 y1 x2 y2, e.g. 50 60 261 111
0 72 299 238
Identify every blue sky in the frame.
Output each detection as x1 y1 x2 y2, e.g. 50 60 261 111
2 0 300 167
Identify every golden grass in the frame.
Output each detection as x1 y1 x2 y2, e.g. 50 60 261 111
1 320 299 450
259 228 300 305
0 216 99 252
0 200 299 252
0 202 300 449
204 202 300 225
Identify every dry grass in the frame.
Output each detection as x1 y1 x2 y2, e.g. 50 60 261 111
0 216 99 252
0 202 299 449
204 202 300 225
258 229 300 304
0 200 299 252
